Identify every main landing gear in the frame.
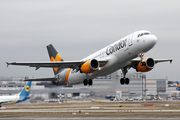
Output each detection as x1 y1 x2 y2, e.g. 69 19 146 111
120 78 129 85
83 79 93 86
120 67 130 85
119 53 145 85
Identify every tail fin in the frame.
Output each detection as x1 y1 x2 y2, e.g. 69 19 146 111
19 81 32 97
177 82 180 87
47 44 64 75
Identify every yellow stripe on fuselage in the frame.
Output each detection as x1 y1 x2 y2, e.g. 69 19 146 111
65 68 71 85
11 94 18 104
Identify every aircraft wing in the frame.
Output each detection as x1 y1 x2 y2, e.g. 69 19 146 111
6 59 108 70
153 58 173 64
130 58 173 70
131 58 173 64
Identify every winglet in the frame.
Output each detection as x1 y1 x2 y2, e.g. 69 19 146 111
170 60 173 64
6 62 9 67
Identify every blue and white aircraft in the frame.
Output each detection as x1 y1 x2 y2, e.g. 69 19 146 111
176 82 180 91
0 81 31 107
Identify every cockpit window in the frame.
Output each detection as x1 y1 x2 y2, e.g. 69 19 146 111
137 32 150 38
144 32 150 35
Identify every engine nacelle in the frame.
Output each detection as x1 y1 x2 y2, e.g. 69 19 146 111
137 58 155 72
80 59 99 73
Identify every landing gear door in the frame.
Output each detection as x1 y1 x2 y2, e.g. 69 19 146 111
128 34 133 46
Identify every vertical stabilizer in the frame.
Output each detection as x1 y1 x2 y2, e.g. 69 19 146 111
47 44 64 75
176 82 180 91
19 81 32 97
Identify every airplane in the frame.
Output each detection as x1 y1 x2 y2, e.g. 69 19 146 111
6 30 172 86
176 82 180 91
0 81 31 107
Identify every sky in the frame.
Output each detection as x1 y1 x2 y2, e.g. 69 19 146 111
0 0 179 81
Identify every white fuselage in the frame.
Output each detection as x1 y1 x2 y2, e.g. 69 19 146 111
0 94 19 105
57 30 157 85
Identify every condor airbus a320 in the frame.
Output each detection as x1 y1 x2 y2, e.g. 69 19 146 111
7 30 172 86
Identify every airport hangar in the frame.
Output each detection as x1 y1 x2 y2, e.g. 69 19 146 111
0 70 178 102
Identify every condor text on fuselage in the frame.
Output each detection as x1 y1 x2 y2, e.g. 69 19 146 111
106 39 127 55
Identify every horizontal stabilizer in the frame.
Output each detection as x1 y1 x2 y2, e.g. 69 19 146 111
24 77 57 81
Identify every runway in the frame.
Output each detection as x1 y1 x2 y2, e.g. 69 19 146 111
1 101 180 118
1 108 180 113
0 118 179 120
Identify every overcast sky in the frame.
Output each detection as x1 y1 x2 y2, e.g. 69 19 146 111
0 0 179 80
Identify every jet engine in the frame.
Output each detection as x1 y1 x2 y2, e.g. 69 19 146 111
80 59 99 73
137 58 155 72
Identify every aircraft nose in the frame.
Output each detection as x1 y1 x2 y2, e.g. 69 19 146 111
150 35 157 46
144 34 157 47
139 34 157 52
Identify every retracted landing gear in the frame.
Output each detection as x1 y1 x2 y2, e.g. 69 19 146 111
120 67 130 85
83 79 93 86
139 53 146 66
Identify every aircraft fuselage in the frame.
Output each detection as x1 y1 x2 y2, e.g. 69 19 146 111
56 30 157 85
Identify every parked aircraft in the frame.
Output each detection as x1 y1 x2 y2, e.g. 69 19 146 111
176 82 180 91
7 30 172 86
0 81 31 107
